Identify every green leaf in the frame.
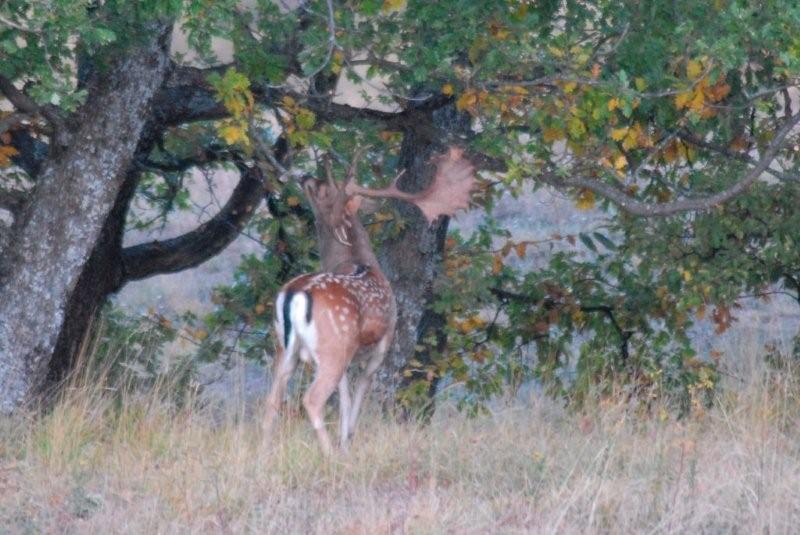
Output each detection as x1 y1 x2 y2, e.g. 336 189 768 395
592 232 617 251
579 233 597 253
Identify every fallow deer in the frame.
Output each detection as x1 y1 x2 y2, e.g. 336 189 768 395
263 147 476 455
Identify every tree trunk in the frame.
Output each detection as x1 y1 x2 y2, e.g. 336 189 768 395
45 171 139 387
0 26 173 413
375 104 470 417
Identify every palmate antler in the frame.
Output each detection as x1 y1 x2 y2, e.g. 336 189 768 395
345 147 478 224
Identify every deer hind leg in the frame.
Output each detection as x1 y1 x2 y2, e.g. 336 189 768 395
338 373 352 451
303 359 348 457
263 341 299 440
348 333 391 438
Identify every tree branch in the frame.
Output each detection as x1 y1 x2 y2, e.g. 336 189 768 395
490 287 633 363
150 65 230 126
537 112 800 217
303 0 337 80
676 130 796 182
0 75 68 146
120 162 267 282
153 63 413 128
0 112 32 136
7 129 48 177
136 144 239 174
0 189 27 213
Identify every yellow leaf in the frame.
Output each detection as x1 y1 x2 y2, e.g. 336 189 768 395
492 255 503 274
542 126 565 143
622 128 639 150
674 91 692 110
607 97 620 111
634 77 647 91
686 59 703 80
567 116 586 139
0 145 19 167
194 329 208 340
286 196 300 207
506 85 528 95
610 127 629 141
613 154 628 170
441 83 454 96
548 46 564 58
456 91 478 112
682 269 693 282
331 50 344 75
689 89 705 112
225 97 246 117
382 0 406 13
281 95 296 109
562 81 577 94
575 188 596 210
295 108 316 130
219 124 248 146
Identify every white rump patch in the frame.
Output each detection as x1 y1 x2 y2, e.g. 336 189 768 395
288 292 318 365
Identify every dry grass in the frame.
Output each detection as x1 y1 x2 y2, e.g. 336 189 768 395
2 360 800 534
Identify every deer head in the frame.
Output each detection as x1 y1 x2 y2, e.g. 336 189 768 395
301 149 367 250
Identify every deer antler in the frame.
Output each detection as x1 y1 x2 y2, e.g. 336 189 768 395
345 147 477 224
323 154 337 189
345 146 368 186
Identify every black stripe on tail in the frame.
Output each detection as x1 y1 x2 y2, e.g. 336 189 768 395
283 290 295 348
282 290 314 348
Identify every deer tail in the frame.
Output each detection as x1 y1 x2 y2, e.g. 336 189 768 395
277 290 314 355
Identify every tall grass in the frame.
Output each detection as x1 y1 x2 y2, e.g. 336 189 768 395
2 345 800 533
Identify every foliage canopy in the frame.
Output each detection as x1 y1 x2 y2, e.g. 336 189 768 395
2 0 800 413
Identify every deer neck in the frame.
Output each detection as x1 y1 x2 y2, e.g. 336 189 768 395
315 217 380 272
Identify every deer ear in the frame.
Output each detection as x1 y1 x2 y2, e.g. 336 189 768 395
345 195 363 216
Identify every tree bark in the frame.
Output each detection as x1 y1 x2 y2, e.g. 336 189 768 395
0 26 173 413
44 170 139 387
375 104 471 417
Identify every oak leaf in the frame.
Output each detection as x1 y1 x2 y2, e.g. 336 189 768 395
0 145 19 167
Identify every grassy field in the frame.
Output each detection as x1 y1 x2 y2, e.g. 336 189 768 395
1 358 800 534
